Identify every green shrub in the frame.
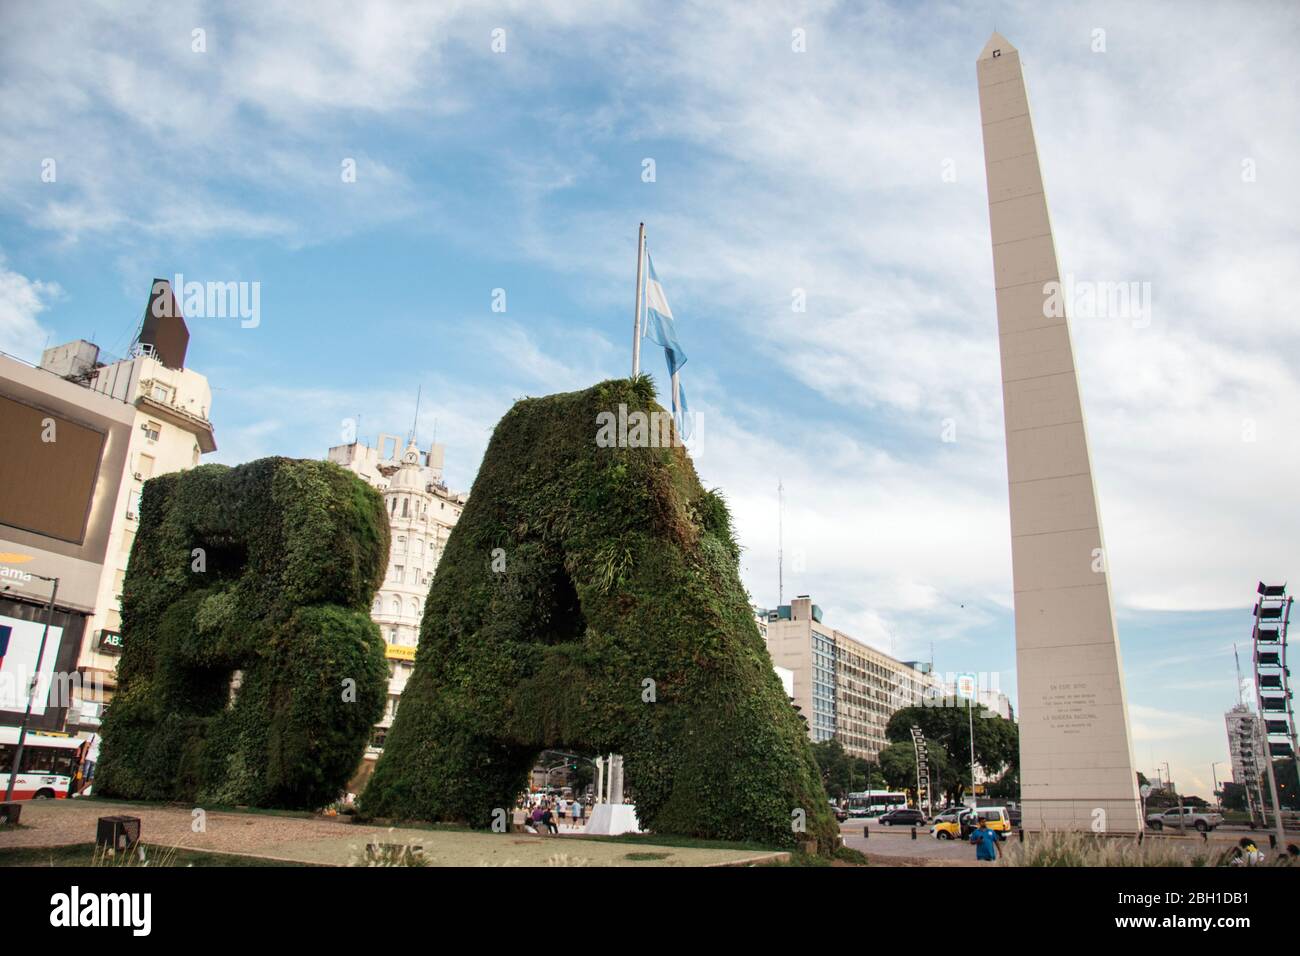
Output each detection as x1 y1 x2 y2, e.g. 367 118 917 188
361 379 838 853
96 458 389 809
998 830 1259 867
833 845 869 865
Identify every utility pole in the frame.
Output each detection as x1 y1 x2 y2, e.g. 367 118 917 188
4 574 59 803
1162 761 1185 835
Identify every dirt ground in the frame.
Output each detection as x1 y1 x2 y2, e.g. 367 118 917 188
0 798 788 867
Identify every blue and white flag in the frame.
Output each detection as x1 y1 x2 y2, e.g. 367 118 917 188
643 251 687 378
642 249 692 438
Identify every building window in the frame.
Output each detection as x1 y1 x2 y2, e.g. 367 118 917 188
151 384 171 403
142 421 161 442
137 453 155 479
397 536 406 553
392 565 404 583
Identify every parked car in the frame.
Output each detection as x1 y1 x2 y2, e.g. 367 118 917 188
828 801 848 823
1007 807 1022 828
878 808 927 827
846 805 871 819
1146 807 1223 832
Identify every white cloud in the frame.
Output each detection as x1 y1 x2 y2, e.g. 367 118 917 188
0 256 61 362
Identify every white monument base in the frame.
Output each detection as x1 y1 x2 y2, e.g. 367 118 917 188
585 803 641 836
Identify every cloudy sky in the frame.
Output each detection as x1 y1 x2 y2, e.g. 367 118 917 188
2 0 1297 797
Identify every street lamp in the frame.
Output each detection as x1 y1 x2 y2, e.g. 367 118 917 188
1211 762 1224 809
4 573 59 804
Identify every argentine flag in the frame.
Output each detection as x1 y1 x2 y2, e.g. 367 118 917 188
643 250 692 438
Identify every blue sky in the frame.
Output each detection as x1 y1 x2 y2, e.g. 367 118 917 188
2 0 1298 797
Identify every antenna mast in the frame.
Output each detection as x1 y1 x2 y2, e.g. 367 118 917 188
409 385 422 445
777 479 784 605
1234 643 1245 707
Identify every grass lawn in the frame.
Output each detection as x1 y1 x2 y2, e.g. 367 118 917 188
0 843 310 867
560 831 784 853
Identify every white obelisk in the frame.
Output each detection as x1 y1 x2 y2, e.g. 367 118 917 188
977 33 1142 832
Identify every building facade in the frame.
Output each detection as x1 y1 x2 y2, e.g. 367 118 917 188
757 596 941 761
327 432 466 786
1226 703 1267 790
0 279 216 739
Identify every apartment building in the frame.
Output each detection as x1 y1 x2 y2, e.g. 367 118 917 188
327 432 467 786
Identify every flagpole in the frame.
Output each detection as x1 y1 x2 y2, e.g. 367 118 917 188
632 222 645 377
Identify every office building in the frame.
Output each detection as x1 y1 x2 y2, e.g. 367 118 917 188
757 596 940 761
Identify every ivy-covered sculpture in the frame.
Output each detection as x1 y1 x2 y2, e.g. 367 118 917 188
97 458 389 809
362 379 837 851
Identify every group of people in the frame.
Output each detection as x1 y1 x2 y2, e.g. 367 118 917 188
520 793 587 835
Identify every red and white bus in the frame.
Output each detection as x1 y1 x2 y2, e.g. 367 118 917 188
0 726 87 800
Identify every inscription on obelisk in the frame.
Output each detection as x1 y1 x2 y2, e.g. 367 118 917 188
976 33 1142 832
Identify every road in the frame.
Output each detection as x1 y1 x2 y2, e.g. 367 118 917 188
838 818 1300 865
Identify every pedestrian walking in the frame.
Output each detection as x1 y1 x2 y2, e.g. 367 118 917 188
969 818 1000 862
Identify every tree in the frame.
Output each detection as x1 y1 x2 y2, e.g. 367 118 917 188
1219 781 1247 812
878 740 953 806
1260 757 1300 811
985 766 1019 800
883 704 1019 803
810 738 876 799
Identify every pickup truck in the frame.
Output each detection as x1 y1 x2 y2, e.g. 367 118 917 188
1145 806 1223 832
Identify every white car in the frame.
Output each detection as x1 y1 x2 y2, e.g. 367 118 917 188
1145 807 1223 832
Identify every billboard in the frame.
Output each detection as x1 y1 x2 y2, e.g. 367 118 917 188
0 615 65 715
0 353 136 612
0 393 106 544
0 599 85 732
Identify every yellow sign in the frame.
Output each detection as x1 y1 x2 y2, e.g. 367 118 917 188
0 552 35 563
385 643 416 661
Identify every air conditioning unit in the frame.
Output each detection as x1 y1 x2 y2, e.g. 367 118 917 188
133 472 143 481
125 511 137 520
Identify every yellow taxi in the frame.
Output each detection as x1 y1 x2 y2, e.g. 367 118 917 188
931 806 1013 840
